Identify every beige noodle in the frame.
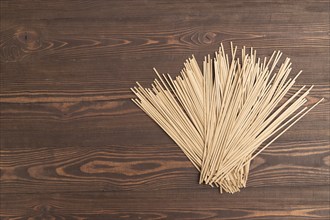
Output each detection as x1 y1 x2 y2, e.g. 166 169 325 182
131 43 323 193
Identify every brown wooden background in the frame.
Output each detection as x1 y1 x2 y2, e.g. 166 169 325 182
1 0 329 219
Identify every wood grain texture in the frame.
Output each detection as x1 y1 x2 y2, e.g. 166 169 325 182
1 0 329 219
1 187 329 219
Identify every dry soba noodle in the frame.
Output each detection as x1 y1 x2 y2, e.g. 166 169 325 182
131 43 323 193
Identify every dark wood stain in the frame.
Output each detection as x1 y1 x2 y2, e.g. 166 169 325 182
0 0 329 219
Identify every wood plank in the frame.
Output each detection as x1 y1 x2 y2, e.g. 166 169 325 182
1 31 329 93
1 139 329 193
1 90 328 149
1 187 329 219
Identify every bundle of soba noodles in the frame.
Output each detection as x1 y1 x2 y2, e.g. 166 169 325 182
130 43 322 193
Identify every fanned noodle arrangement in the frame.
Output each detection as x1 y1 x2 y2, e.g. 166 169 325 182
131 43 323 193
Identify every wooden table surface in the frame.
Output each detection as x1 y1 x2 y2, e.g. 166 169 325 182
1 0 329 219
